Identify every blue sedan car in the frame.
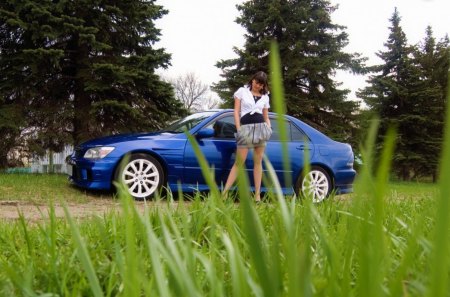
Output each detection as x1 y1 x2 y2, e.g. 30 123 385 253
67 110 356 202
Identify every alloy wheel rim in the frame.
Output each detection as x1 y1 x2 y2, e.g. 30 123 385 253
122 159 160 198
302 170 329 203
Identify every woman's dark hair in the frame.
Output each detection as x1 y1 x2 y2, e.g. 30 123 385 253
247 71 269 94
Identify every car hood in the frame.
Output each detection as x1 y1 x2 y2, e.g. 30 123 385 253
80 131 181 147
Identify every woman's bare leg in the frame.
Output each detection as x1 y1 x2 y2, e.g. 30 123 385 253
253 146 266 201
223 147 248 195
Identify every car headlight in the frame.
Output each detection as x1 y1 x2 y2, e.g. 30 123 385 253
84 147 115 159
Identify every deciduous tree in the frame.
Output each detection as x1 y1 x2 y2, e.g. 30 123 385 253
170 72 219 111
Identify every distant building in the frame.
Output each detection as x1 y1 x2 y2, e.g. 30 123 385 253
30 146 73 174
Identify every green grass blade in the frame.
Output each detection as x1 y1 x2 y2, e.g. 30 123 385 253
365 128 396 297
263 154 301 296
236 161 278 297
427 72 450 297
63 205 104 297
145 210 201 296
270 41 292 187
388 214 425 297
222 233 252 297
119 192 142 297
140 214 171 297
185 131 220 198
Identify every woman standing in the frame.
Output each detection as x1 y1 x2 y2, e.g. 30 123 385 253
223 71 272 202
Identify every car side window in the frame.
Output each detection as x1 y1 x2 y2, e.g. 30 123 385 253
210 116 236 139
268 119 290 141
268 119 309 142
269 120 281 141
206 115 308 142
290 123 309 142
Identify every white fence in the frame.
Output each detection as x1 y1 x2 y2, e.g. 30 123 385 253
30 146 73 174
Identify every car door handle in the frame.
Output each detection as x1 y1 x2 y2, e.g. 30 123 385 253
296 145 311 150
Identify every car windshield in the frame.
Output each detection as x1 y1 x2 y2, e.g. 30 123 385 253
161 111 216 133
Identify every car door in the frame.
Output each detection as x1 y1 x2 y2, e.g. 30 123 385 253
183 113 312 191
263 117 311 189
183 114 238 188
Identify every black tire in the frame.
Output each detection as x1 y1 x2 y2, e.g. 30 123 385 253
115 153 164 200
296 166 332 203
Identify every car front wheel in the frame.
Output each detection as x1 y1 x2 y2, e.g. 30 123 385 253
115 153 164 199
298 166 331 203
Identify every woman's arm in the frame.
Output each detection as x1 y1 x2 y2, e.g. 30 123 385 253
234 97 241 131
263 108 271 128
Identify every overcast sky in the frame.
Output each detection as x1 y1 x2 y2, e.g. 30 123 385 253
155 0 449 100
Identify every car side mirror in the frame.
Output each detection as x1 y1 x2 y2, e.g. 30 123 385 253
196 128 215 139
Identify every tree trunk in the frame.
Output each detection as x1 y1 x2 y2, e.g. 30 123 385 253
71 37 92 146
0 153 8 170
73 90 92 145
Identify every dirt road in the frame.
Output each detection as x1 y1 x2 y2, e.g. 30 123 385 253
0 199 154 221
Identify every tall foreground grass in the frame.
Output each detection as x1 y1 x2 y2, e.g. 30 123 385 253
0 190 441 297
0 44 449 296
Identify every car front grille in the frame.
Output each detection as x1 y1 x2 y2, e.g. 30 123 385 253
75 147 85 158
71 165 93 181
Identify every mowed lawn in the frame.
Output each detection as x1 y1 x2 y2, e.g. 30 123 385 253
0 172 439 202
0 173 113 203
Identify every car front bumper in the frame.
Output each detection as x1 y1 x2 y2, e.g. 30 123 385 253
67 157 118 191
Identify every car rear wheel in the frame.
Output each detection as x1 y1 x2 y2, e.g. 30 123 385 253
115 153 164 200
297 166 331 203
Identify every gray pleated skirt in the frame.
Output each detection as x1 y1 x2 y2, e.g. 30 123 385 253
235 122 272 148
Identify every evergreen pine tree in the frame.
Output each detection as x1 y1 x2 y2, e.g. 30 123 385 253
359 8 416 180
411 27 449 181
0 0 185 163
358 9 449 180
213 0 366 143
